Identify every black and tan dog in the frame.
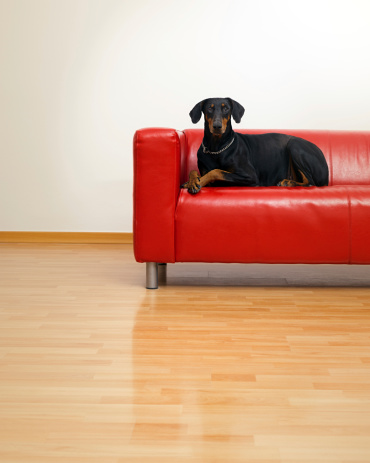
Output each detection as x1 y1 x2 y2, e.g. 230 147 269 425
183 98 329 194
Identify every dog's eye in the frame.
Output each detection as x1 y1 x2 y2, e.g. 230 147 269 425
208 106 214 112
223 106 229 112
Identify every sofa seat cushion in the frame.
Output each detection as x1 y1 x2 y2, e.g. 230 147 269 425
175 186 358 264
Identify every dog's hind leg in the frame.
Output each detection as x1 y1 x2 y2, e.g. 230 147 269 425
278 169 311 187
278 137 329 187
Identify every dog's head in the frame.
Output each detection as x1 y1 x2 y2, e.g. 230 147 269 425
189 98 245 136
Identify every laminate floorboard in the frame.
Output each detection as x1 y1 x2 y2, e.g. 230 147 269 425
1 244 370 462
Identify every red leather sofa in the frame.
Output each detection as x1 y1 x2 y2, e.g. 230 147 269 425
133 128 370 288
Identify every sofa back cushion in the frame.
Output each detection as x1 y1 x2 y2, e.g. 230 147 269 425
182 129 370 186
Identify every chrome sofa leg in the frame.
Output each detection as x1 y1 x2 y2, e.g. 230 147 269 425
146 262 158 289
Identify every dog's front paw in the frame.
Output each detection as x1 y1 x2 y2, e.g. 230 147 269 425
187 176 201 194
188 184 201 194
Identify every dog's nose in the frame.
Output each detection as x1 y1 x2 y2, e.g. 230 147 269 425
213 120 222 130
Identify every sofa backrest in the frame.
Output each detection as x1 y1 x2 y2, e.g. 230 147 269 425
182 129 370 186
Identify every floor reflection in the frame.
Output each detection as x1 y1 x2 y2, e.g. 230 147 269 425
131 288 276 460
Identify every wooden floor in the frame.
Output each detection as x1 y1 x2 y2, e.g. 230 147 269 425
1 244 370 463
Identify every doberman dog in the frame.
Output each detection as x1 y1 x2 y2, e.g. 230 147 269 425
182 98 329 194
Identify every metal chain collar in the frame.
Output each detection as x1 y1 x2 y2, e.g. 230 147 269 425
202 137 235 155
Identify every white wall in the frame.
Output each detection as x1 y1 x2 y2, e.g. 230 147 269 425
1 0 370 232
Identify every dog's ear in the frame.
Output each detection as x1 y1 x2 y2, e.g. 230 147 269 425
189 100 205 124
227 98 245 123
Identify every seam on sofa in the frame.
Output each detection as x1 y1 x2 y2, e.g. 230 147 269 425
174 130 186 264
174 129 189 263
173 131 184 264
174 191 181 264
347 189 352 264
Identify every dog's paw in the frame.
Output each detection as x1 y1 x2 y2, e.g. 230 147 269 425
278 179 296 187
188 184 201 194
187 176 201 194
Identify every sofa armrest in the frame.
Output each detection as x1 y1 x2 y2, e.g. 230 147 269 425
133 128 184 263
